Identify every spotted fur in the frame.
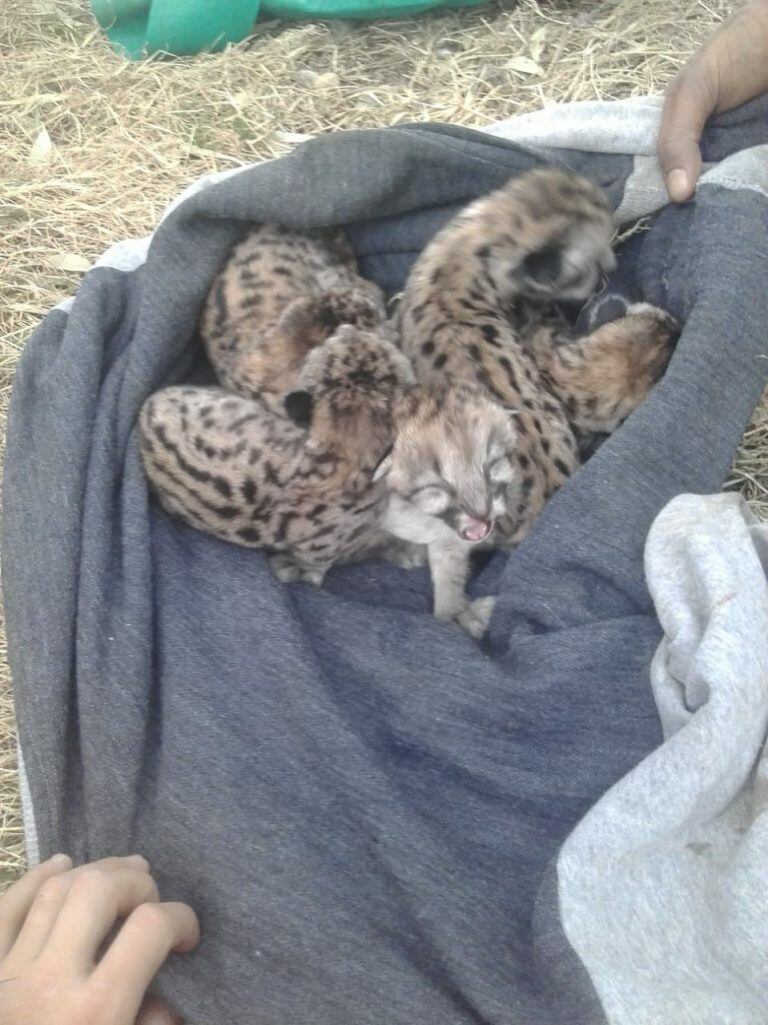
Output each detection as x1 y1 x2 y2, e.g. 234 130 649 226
139 325 418 585
201 224 387 414
383 168 678 628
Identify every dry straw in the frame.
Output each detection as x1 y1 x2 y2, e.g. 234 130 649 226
0 0 755 880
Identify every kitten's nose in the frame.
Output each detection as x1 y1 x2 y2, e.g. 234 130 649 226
460 517 493 543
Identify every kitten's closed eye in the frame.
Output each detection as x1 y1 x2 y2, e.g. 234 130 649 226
487 456 514 484
411 485 451 515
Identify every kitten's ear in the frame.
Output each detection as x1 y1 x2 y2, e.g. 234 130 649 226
372 445 393 482
284 390 313 429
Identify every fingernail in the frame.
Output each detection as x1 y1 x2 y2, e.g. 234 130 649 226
49 853 72 868
666 168 690 202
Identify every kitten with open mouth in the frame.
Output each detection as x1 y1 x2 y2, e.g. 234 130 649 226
376 383 517 639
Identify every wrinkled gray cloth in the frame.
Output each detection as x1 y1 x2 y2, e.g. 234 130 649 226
4 97 768 1024
561 492 768 1025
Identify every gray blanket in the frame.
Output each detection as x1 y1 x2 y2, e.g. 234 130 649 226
5 96 768 1024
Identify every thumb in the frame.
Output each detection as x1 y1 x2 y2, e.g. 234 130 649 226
135 994 184 1025
658 71 712 202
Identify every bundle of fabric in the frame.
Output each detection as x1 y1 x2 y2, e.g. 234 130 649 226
5 97 768 1024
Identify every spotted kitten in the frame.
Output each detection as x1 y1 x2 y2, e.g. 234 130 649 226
381 168 678 629
200 223 386 413
139 325 418 585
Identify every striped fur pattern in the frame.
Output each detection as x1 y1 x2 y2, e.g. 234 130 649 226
139 325 418 585
398 168 678 545
383 168 679 628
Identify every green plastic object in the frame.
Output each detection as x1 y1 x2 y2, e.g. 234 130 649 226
91 0 486 59
91 0 264 59
263 0 486 19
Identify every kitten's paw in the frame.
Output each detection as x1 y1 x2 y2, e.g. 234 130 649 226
454 596 496 638
269 554 325 587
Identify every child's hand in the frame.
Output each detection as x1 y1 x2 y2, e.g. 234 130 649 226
659 0 768 201
0 854 198 1025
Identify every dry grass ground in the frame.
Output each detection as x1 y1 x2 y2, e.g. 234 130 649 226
1 0 760 882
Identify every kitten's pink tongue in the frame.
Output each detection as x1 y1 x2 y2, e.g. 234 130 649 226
461 519 492 542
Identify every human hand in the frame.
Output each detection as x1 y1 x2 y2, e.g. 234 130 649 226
0 853 199 1025
659 0 768 201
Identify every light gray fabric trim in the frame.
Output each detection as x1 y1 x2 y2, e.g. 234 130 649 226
614 153 668 223
17 741 40 866
615 155 715 223
557 493 768 1025
94 235 152 272
699 144 768 197
483 96 664 155
484 97 718 223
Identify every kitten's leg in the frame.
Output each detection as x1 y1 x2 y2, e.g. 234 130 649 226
428 539 476 630
529 304 679 434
